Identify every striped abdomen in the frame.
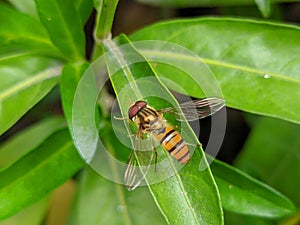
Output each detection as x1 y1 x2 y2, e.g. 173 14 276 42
128 100 190 164
153 126 190 164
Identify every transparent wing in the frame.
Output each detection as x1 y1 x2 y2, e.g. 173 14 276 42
160 97 225 121
124 137 154 191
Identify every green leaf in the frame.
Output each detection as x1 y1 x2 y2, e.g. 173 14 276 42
68 167 167 225
224 211 276 225
35 0 85 61
0 117 66 172
0 55 61 135
60 62 90 133
211 159 296 218
0 196 50 225
0 3 61 58
130 17 300 124
93 0 101 10
0 129 84 220
6 0 37 18
136 0 296 7
255 0 271 18
75 0 94 24
102 34 223 225
235 117 300 206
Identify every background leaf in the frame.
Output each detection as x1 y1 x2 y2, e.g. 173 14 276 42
68 167 167 225
254 0 271 17
0 197 50 225
60 62 90 133
0 55 61 135
211 159 295 218
75 0 94 24
102 34 223 225
0 3 61 58
224 116 300 224
224 211 276 225
235 117 300 206
35 0 86 61
0 129 84 220
136 0 296 8
6 0 37 18
0 117 66 172
130 17 300 124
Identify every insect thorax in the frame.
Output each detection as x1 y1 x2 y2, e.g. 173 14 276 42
132 106 165 132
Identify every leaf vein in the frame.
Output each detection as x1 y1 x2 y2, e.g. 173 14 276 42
0 66 61 100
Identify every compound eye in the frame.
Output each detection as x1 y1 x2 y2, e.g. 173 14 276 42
135 101 147 109
128 101 147 120
128 105 139 120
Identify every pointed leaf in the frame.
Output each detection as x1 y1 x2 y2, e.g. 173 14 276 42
101 34 223 225
211 159 296 218
255 0 271 17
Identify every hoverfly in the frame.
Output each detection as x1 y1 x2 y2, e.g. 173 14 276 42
123 97 225 190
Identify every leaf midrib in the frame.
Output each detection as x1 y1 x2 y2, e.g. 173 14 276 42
0 66 61 100
52 0 82 59
103 39 143 100
170 160 200 224
140 49 300 84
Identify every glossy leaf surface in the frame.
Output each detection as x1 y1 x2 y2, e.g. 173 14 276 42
35 0 85 60
0 55 61 135
211 159 295 218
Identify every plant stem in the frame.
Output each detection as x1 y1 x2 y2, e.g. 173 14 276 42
94 0 119 42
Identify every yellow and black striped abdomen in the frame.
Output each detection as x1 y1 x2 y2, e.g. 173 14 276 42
154 126 190 164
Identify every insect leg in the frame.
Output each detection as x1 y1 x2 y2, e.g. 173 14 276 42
151 134 158 172
186 142 202 147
